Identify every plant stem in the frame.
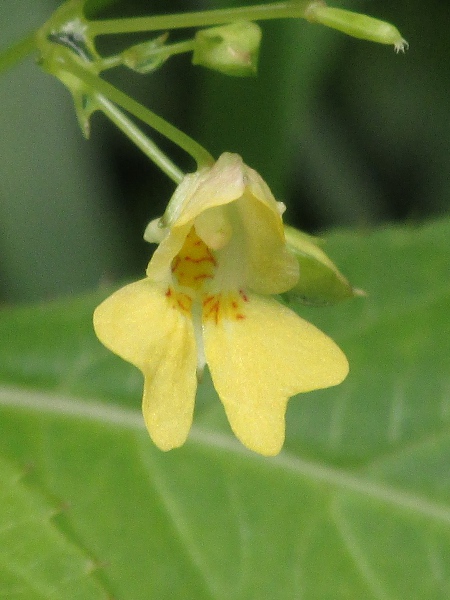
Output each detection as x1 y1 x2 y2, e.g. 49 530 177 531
88 1 312 36
0 32 37 75
94 94 185 184
97 55 123 71
61 56 214 169
98 39 195 72
162 39 196 57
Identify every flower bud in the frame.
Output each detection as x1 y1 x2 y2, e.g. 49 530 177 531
192 21 262 77
306 2 408 53
122 34 170 74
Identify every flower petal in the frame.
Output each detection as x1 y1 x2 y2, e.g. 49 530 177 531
146 154 244 283
234 194 299 294
146 152 299 292
204 294 349 455
242 161 286 222
93 279 198 450
194 205 233 250
146 221 191 284
174 153 246 226
160 168 207 229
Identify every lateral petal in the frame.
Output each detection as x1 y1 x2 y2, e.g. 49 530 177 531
93 279 198 450
234 194 299 294
204 294 349 455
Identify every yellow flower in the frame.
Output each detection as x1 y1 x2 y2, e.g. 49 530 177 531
94 153 348 455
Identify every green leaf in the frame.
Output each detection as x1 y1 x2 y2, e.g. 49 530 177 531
0 454 110 599
0 217 449 599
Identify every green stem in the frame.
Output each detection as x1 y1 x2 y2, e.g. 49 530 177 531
98 39 195 72
97 54 123 71
88 1 312 36
0 31 37 75
164 39 196 56
61 56 214 169
94 94 185 184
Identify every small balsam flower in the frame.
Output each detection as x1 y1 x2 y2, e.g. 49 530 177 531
306 2 408 53
192 21 262 76
94 153 349 456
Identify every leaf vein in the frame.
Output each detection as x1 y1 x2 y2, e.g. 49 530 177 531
2 385 450 527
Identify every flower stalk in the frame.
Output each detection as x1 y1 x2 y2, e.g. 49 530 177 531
40 48 215 172
0 32 37 75
87 1 314 37
93 95 185 184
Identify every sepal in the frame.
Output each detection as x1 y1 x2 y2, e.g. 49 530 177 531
282 225 362 305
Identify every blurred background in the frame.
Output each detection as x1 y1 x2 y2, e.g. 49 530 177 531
0 0 448 303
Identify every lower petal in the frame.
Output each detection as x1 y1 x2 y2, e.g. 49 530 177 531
203 294 349 456
93 279 198 450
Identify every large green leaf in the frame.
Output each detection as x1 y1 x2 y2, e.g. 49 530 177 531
0 217 449 599
0 455 111 599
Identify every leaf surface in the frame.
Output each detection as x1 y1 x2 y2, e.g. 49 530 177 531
0 455 110 599
0 217 449 599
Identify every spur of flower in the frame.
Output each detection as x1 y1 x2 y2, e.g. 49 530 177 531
93 153 348 455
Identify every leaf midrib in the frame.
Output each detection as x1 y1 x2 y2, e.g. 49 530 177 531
1 384 450 527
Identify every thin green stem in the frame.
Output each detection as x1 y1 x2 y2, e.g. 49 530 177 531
97 54 123 71
88 1 311 36
0 31 37 75
165 39 196 56
98 39 195 72
94 94 184 184
61 56 214 169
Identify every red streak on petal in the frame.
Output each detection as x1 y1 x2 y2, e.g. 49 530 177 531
195 274 213 281
185 255 216 264
171 256 181 273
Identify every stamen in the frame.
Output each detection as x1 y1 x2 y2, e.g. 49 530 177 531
191 302 206 380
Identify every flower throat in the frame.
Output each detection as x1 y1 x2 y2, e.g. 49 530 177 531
167 226 248 324
171 227 216 291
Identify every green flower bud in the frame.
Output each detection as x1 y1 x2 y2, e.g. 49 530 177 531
283 225 362 306
306 2 408 53
121 34 170 74
192 21 262 77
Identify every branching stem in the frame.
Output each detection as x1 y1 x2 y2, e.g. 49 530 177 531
61 56 214 169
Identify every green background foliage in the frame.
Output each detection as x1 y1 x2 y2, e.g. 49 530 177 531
0 0 448 301
0 1 449 597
